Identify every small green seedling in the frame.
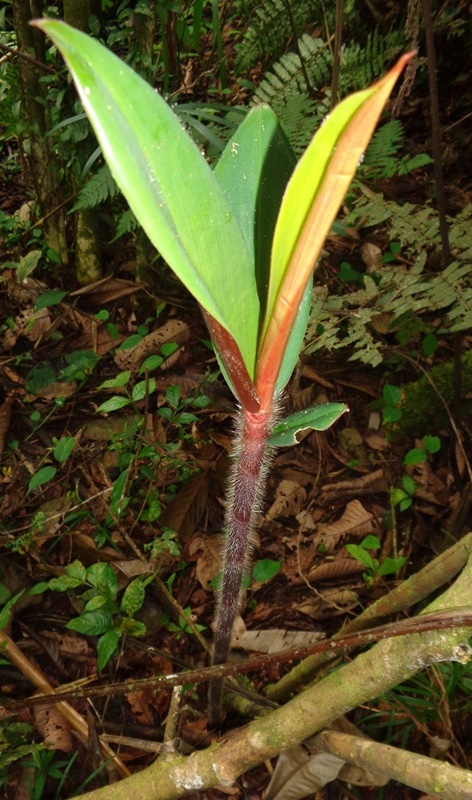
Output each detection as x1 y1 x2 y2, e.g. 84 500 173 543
30 561 152 671
346 534 406 586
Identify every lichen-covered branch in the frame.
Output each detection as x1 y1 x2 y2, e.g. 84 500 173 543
313 730 472 800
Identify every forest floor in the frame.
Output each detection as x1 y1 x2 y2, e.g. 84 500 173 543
1 47 472 800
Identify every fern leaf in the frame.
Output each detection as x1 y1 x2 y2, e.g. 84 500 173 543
72 165 118 211
235 0 337 73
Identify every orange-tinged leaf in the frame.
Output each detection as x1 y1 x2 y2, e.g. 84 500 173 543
256 53 415 408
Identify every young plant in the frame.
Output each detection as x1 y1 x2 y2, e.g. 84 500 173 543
346 534 406 587
31 561 151 671
34 18 412 725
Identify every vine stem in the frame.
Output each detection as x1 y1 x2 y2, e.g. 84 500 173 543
208 405 275 727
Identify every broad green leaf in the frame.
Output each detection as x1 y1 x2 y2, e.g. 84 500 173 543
36 21 259 377
86 563 118 599
257 54 413 406
67 610 113 635
345 544 377 570
360 535 381 550
27 466 57 495
214 105 296 312
98 371 131 389
119 618 146 636
132 378 156 402
377 556 406 576
121 578 145 618
97 629 121 672
251 559 281 584
34 290 68 311
382 384 401 406
66 560 87 583
53 436 75 463
97 396 130 413
267 403 348 447
423 435 441 454
403 448 427 465
17 250 42 283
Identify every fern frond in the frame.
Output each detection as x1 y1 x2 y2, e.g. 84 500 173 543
235 0 337 73
72 165 118 211
338 28 405 93
361 120 432 179
305 201 472 366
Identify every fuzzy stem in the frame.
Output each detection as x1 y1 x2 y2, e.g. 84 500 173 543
208 406 274 726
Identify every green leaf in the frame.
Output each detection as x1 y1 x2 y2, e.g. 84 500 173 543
84 594 111 612
257 55 413 406
47 574 83 592
97 629 121 672
345 544 377 570
403 448 427 465
139 355 164 374
0 590 24 630
66 560 87 583
17 249 42 283
98 371 131 389
422 435 441 454
360 535 381 550
382 384 401 406
37 20 259 378
214 105 295 315
251 559 281 584
377 556 406 576
34 290 68 311
132 378 156 402
97 396 131 413
402 475 417 496
53 436 76 463
275 275 312 394
27 466 57 495
120 578 145 618
86 563 118 599
66 610 113 635
267 403 348 447
119 618 146 636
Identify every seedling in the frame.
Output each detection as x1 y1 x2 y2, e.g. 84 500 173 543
30 560 152 671
346 534 406 586
34 19 412 725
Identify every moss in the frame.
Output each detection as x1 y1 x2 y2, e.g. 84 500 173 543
388 350 472 438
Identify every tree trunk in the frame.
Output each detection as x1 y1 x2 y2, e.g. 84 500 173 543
63 0 102 283
12 0 68 264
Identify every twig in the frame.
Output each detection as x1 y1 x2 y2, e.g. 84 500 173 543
4 606 472 714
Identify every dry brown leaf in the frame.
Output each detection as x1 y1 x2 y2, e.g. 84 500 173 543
314 499 379 551
361 241 382 270
160 470 210 543
264 480 307 523
70 276 140 305
321 469 388 499
234 628 324 654
34 704 73 752
125 690 155 726
295 588 359 619
114 319 190 371
185 533 222 589
308 557 365 583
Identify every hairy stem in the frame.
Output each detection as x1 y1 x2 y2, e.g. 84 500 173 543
208 406 274 726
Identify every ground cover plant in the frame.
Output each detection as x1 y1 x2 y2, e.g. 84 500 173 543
0 2 471 799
